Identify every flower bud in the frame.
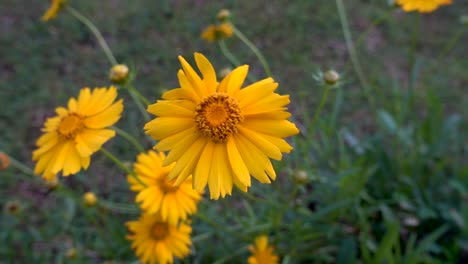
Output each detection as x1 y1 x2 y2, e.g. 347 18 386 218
0 152 10 171
218 67 232 79
293 170 309 184
323 70 340 85
217 9 231 22
4 200 22 215
65 248 78 259
44 177 59 190
109 64 129 84
83 192 98 207
460 15 468 25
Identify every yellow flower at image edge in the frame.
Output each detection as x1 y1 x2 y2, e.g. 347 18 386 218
248 235 279 264
126 214 192 264
144 53 299 199
396 0 452 13
128 150 202 225
33 87 123 181
42 0 66 21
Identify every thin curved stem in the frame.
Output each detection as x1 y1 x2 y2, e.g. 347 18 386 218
218 40 255 83
335 0 376 110
7 154 35 176
111 126 145 152
310 84 332 131
232 24 273 77
125 84 151 122
100 148 147 188
66 6 118 66
218 40 241 67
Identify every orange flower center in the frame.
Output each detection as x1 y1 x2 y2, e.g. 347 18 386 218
195 93 243 142
158 176 178 193
151 222 169 240
58 113 84 139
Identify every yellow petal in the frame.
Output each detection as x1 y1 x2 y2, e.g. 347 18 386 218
238 82 278 109
226 137 251 187
193 141 214 192
226 65 249 95
155 127 198 152
144 117 194 140
147 100 194 117
194 52 217 94
238 126 282 160
83 99 123 129
178 55 206 97
242 119 299 138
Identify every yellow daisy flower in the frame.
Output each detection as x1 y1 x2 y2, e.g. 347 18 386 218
42 0 66 21
144 53 299 199
248 235 279 264
128 150 202 225
126 214 192 264
33 86 123 181
201 23 234 43
396 0 452 13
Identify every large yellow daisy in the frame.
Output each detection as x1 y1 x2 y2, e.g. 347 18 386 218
144 53 299 199
248 235 279 264
396 0 452 13
128 150 202 225
126 214 192 264
41 0 66 21
33 87 123 181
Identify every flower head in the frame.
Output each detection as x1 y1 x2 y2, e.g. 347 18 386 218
109 64 130 84
126 214 192 264
128 150 202 225
248 235 279 264
42 0 66 21
32 86 123 181
396 0 452 13
83 192 98 206
0 152 10 171
201 23 233 43
144 53 299 199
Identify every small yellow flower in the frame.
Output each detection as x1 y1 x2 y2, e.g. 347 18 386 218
128 150 202 225
83 192 98 206
42 0 66 22
0 152 10 171
248 235 279 264
109 64 130 84
3 200 22 215
396 0 452 13
32 86 123 181
144 53 299 199
65 247 78 259
201 23 234 43
126 214 192 264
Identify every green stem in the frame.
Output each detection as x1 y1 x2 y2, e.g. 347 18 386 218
194 212 245 240
335 0 376 110
232 24 273 77
111 126 145 152
218 40 241 67
98 199 140 214
99 148 147 188
408 13 421 106
66 6 118 66
7 155 35 176
218 40 255 83
125 84 151 122
310 84 332 131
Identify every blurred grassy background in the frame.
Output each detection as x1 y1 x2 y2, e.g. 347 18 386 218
1 0 467 263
